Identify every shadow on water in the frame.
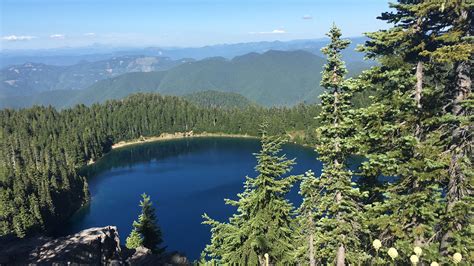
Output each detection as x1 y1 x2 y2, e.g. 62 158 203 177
79 137 237 178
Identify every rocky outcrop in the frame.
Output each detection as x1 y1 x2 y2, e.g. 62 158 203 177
0 226 189 265
0 226 121 265
126 247 188 266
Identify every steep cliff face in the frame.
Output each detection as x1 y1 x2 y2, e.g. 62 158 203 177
0 226 188 265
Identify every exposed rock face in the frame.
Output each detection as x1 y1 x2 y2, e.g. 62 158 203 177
1 226 121 265
0 226 189 265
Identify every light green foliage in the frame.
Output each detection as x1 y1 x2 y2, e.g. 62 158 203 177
203 125 300 264
126 229 143 249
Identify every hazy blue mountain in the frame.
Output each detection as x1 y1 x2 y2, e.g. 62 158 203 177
0 56 192 97
156 37 368 62
0 44 146 67
0 50 372 109
0 37 368 67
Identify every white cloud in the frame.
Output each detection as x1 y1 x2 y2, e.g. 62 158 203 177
249 29 287 35
271 29 286 34
84 32 96 37
49 34 65 39
302 15 313 20
2 35 36 41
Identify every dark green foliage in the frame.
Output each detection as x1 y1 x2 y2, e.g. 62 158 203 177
0 106 90 237
203 125 300 264
182 90 257 109
127 193 164 253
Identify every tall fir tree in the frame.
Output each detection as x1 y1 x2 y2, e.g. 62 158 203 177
355 0 457 263
413 0 473 260
203 125 300 265
311 24 367 265
126 193 164 254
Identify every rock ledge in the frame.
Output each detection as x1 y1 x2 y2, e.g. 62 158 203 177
0 226 188 265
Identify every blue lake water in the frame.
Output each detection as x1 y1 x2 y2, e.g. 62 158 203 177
61 137 323 261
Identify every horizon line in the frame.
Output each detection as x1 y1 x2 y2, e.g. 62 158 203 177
0 35 367 53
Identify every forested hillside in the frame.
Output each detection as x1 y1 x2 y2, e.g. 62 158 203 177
182 90 256 108
0 93 320 237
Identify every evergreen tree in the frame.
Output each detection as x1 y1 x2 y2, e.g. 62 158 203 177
414 1 473 259
203 125 300 265
127 193 164 253
363 0 436 111
294 170 318 265
355 0 454 263
312 24 366 265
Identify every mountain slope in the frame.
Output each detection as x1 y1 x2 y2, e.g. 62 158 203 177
79 50 329 106
0 56 191 97
0 50 372 108
150 50 324 106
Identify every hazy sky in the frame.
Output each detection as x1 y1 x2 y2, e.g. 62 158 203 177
0 0 390 50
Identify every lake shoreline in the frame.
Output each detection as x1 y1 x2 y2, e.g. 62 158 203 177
111 132 259 150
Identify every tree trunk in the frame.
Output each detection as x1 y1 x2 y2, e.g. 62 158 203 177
415 61 423 109
308 212 316 266
334 191 344 265
333 90 339 125
440 58 472 255
452 61 471 116
440 147 469 254
309 233 315 266
336 244 345 266
258 255 265 266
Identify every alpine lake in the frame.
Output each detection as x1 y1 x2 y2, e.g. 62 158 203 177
59 137 363 261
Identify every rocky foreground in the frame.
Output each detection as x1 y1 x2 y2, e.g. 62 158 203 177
0 226 189 265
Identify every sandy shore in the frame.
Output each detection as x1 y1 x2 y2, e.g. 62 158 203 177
111 132 258 149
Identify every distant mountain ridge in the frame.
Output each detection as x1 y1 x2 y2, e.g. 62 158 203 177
0 50 372 108
0 56 192 97
0 37 368 67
